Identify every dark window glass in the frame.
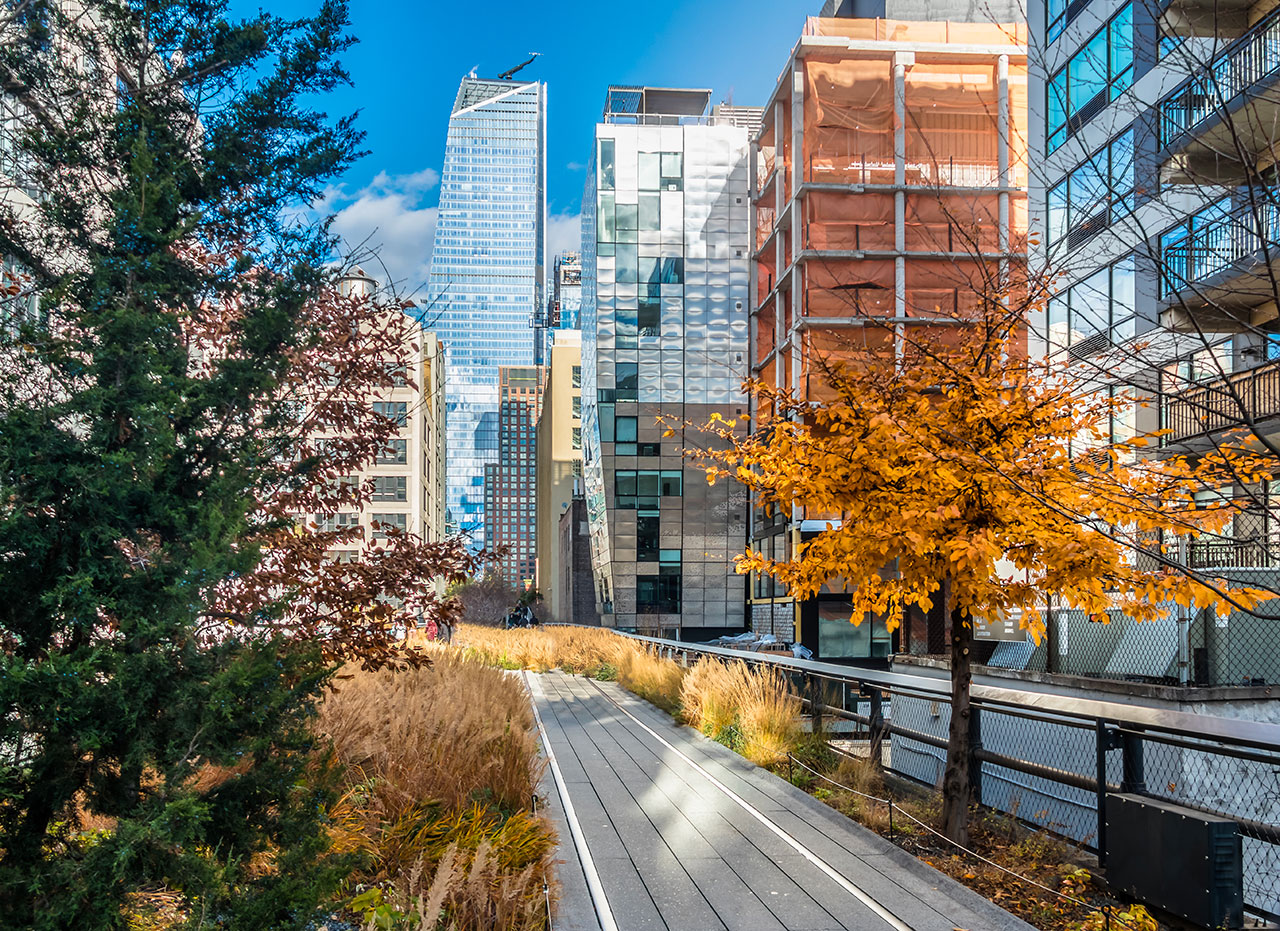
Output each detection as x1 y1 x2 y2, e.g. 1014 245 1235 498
616 363 638 400
637 515 660 561
616 416 638 442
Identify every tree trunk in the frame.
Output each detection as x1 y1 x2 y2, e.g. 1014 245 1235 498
941 602 973 846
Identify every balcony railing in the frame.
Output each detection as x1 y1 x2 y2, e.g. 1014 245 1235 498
1160 199 1280 298
1188 536 1280 568
1164 358 1280 441
1161 5 1280 143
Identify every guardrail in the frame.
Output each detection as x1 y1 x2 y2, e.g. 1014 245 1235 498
611 629 1280 921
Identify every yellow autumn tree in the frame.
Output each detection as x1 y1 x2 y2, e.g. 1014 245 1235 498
687 299 1272 845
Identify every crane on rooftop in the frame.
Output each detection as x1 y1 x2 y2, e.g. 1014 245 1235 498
498 52 541 81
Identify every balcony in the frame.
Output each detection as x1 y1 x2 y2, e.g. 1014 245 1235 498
1159 198 1280 330
1188 536 1280 569
1160 6 1280 166
1163 357 1280 442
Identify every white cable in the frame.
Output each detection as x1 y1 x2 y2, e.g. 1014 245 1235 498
525 672 620 931
587 679 914 931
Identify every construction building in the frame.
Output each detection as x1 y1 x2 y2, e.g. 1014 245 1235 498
535 331 585 619
484 366 545 587
749 14 1028 660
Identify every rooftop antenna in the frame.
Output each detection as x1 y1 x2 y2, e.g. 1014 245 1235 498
498 52 541 81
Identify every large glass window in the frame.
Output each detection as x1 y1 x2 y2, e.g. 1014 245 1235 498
1047 255 1137 353
1047 4 1134 151
817 603 893 659
599 138 615 190
637 515 660 561
1048 131 1136 249
637 569 681 614
377 439 408 464
616 363 639 400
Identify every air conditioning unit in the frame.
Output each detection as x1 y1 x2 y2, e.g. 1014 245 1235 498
1106 793 1243 930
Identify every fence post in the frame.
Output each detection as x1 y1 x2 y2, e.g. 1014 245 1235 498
808 675 824 734
1095 720 1110 867
1120 729 1146 794
867 686 885 769
969 705 983 807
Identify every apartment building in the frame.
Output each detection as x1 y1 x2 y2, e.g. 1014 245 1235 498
750 11 1027 661
483 366 545 587
535 331 585 619
1029 0 1280 686
316 268 445 562
580 86 759 637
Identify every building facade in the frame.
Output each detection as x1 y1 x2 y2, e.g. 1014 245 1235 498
750 15 1028 660
315 269 444 563
558 495 599 626
1028 0 1280 686
483 366 544 587
424 75 545 549
535 331 583 619
580 86 758 637
534 252 582 366
421 331 447 547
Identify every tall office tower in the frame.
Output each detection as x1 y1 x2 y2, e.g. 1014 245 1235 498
533 252 582 365
581 86 759 637
483 366 545 587
535 330 584 619
751 15 1027 661
1031 0 1280 688
425 75 545 548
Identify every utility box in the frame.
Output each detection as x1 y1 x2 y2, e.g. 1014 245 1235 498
1106 793 1243 929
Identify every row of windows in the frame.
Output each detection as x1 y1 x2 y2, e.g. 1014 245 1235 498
1047 129 1135 250
1046 255 1137 350
1047 3 1133 152
599 141 684 193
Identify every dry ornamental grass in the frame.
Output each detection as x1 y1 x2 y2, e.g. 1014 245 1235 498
317 648 556 930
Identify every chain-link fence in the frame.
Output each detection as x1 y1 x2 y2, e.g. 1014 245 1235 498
970 570 1280 688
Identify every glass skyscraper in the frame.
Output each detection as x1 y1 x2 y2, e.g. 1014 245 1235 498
424 76 545 547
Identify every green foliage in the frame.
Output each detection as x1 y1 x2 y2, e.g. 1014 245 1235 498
0 0 364 927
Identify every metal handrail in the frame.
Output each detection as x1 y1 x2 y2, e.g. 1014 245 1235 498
1164 357 1280 442
615 630 1280 750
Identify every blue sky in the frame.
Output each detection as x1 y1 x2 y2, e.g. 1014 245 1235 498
237 0 813 294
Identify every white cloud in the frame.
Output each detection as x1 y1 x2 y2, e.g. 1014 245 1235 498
546 211 581 260
325 170 441 299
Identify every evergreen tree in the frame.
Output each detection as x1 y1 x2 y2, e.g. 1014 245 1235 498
0 1 383 926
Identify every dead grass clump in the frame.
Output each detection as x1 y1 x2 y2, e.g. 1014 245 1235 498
318 649 554 930
680 658 803 766
616 647 685 714
454 624 625 677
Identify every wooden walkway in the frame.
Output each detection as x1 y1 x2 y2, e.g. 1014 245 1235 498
527 671 1037 931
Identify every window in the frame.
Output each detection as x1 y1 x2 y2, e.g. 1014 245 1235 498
639 299 660 337
1046 255 1136 353
572 365 582 387
572 426 581 449
616 416 637 442
637 515 660 561
616 363 638 400
372 401 407 427
660 152 683 191
314 512 357 533
637 569 681 614
373 475 408 502
1047 130 1135 249
1047 4 1133 151
639 152 661 191
614 470 682 508
572 395 581 418
377 439 408 464
599 138 615 191
371 513 408 538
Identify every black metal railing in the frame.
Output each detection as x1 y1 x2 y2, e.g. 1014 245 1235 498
615 629 1280 922
1163 358 1280 441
